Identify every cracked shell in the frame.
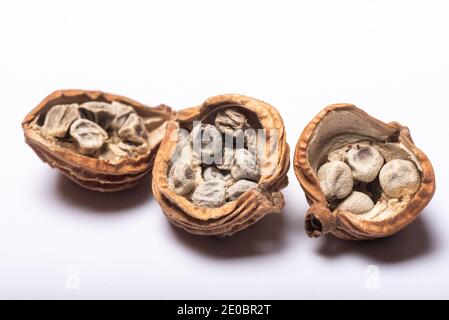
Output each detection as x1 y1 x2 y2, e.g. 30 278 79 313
152 94 290 237
293 103 435 240
22 90 173 192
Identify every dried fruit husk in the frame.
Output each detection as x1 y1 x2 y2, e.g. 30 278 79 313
22 90 173 192
294 104 436 240
152 94 290 236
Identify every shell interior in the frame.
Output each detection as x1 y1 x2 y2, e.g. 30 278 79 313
29 98 167 163
166 105 263 216
307 108 423 222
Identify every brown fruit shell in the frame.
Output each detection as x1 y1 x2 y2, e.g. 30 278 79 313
294 103 436 240
22 90 173 192
152 94 290 236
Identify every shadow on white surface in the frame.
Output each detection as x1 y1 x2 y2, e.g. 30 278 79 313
169 212 287 259
315 216 435 264
56 174 153 213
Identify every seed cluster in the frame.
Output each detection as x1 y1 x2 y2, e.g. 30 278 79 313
318 144 421 214
39 101 156 160
168 109 261 208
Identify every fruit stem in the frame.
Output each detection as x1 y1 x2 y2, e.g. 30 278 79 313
305 203 336 237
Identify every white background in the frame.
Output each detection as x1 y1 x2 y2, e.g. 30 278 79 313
0 0 447 299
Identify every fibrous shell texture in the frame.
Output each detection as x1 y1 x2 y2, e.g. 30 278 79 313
294 104 435 240
152 94 290 236
22 90 172 192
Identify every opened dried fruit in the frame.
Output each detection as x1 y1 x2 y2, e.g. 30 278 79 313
294 104 435 240
22 90 172 192
23 91 288 237
152 94 290 236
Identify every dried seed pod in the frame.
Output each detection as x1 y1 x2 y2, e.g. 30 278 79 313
152 94 290 236
69 119 108 155
294 104 435 240
22 90 172 192
23 91 289 236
